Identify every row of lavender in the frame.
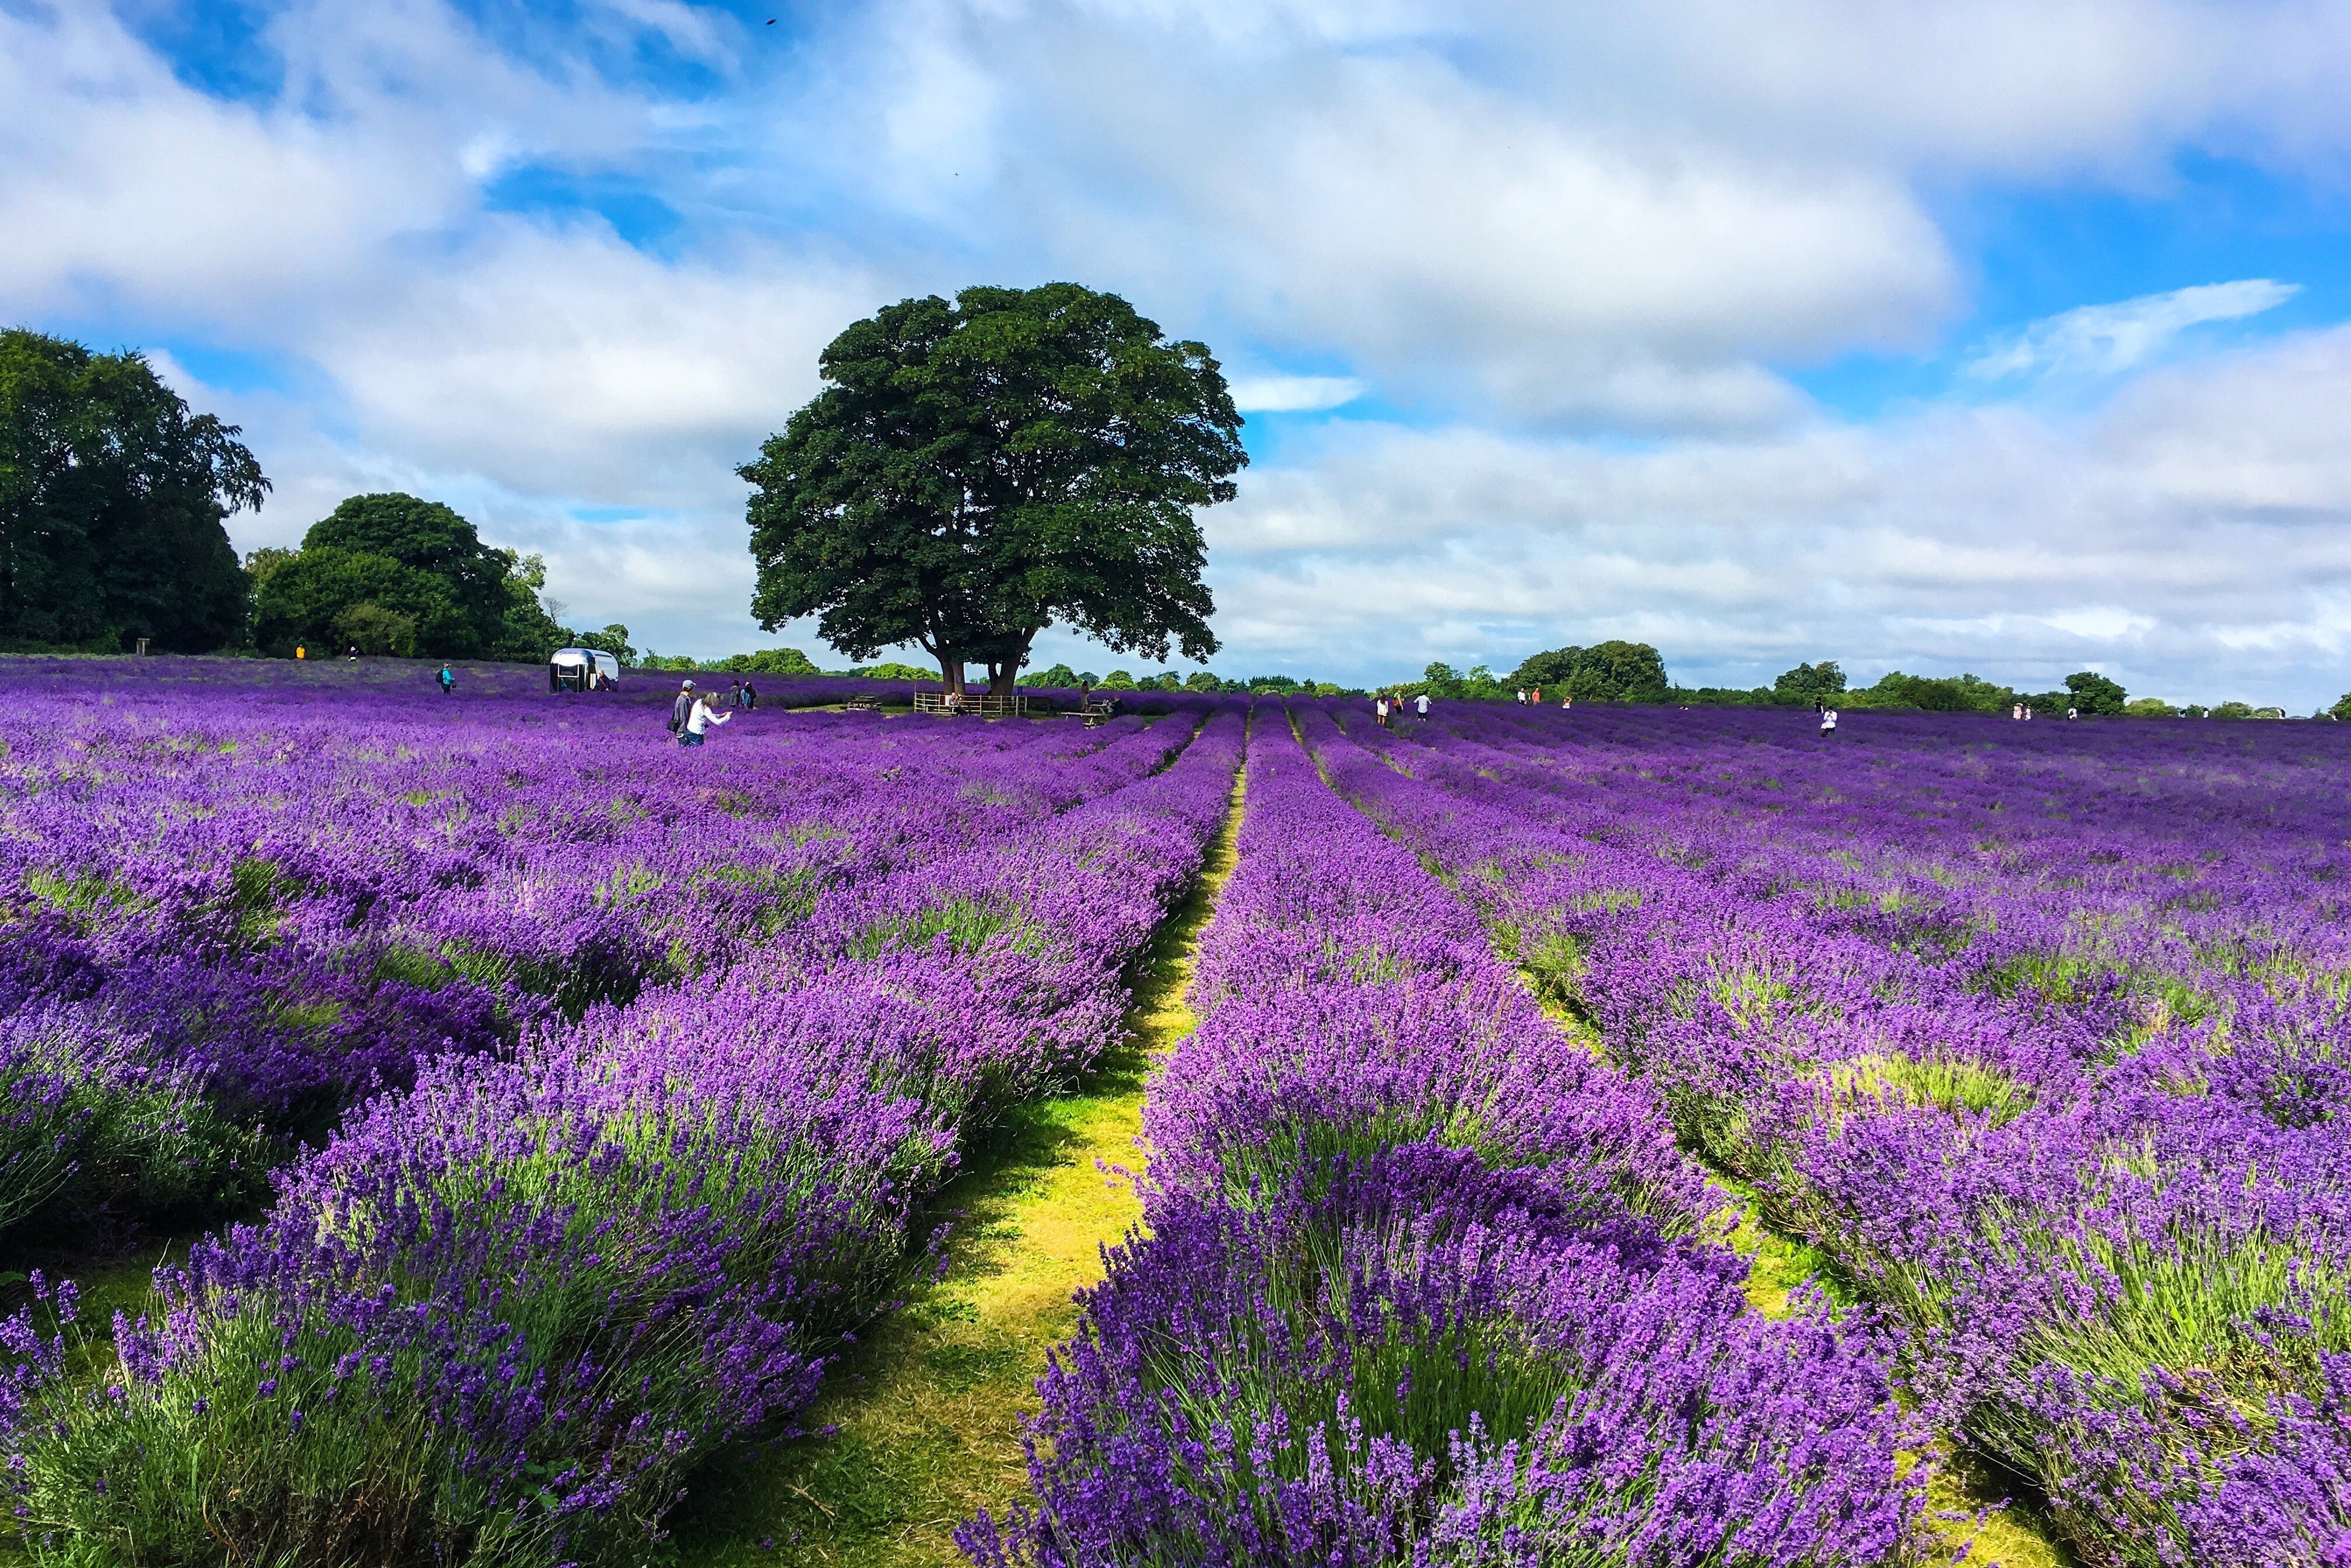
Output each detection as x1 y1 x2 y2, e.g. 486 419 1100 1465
2 671 1241 1563
0 665 1177 1241
1332 699 2351 1566
964 705 1928 1567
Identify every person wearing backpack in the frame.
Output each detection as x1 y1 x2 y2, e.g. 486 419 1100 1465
668 680 697 738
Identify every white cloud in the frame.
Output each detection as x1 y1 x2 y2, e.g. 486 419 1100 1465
1195 324 2351 707
1228 374 1366 412
1966 279 2301 380
15 0 2351 706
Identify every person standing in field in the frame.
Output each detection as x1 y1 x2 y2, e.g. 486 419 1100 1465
1376 694 1391 728
741 680 757 710
437 664 456 696
668 679 697 738
1416 692 1430 719
1820 706 1838 737
681 688 731 747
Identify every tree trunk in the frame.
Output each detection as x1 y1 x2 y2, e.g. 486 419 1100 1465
935 649 964 694
985 632 1036 695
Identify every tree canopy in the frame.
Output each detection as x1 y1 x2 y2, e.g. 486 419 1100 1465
251 493 560 660
2064 669 2128 714
1773 660 1847 701
741 283 1246 692
1509 641 1670 703
0 328 266 652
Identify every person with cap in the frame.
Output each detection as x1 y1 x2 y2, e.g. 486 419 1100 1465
668 679 697 738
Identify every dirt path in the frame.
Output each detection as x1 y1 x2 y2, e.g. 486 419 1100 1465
672 776 1246 1567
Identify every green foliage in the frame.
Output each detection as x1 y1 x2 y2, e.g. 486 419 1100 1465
1419 662 1507 701
851 661 937 681
0 1022 264 1239
1773 660 1846 700
252 493 558 661
2127 697 2181 718
1508 640 1670 703
2210 701 2257 720
715 645 819 675
1851 670 2016 713
0 328 266 652
570 623 637 664
1668 685 1784 707
335 600 419 657
1034 662 1080 687
16 1075 925 1567
742 283 1245 690
1099 669 1137 690
1184 671 1220 693
2331 692 2351 722
2065 669 2129 714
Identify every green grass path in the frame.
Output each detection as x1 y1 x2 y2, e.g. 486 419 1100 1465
669 777 1246 1567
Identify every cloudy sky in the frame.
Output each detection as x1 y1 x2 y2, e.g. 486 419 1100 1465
13 1 2351 703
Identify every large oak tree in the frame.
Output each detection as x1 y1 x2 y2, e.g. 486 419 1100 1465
0 329 266 652
742 284 1245 692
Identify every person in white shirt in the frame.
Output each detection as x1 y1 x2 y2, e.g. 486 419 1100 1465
680 692 732 747
1820 707 1838 736
1415 693 1430 718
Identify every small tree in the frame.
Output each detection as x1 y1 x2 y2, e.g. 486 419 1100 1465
2064 670 2128 715
743 285 1246 693
1184 671 1220 693
1773 661 1847 703
2328 692 2351 722
1510 641 1669 703
253 493 548 660
572 624 637 664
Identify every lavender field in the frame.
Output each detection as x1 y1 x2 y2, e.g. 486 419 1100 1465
1 664 2345 1567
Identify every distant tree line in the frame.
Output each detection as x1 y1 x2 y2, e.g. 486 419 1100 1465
2 328 591 663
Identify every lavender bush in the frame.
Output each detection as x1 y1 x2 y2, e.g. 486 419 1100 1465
969 707 1929 1568
0 660 1242 1564
1304 696 2351 1566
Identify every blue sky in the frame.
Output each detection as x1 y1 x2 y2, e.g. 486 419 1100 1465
12 1 2351 705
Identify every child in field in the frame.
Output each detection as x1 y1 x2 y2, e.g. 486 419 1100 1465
437 664 455 696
